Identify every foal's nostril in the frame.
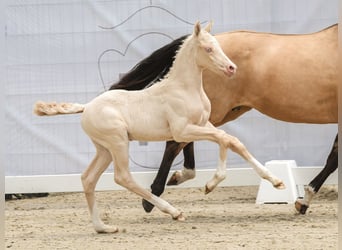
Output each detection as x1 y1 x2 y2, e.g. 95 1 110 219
228 65 235 72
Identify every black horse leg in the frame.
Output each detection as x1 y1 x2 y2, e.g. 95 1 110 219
295 134 338 214
183 142 195 171
167 142 195 185
308 134 338 193
142 141 188 212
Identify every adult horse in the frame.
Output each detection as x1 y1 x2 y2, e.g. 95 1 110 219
110 24 338 214
34 22 284 233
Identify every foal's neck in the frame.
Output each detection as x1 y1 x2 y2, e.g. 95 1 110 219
166 38 203 88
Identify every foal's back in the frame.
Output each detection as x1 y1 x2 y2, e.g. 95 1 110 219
82 86 172 141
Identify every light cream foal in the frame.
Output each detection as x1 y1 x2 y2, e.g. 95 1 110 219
34 22 284 234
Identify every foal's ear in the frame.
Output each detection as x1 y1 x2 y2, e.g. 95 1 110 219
194 21 201 36
204 21 213 33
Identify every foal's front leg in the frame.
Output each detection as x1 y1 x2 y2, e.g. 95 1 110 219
204 144 227 194
173 122 284 193
219 133 285 190
172 122 231 193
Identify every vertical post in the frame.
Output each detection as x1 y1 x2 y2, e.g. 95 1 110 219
0 1 5 247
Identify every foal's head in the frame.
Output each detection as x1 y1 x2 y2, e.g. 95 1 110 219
192 22 236 77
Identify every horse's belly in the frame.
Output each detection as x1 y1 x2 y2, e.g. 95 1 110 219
257 102 337 124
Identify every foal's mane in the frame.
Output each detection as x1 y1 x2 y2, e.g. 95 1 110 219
109 35 189 91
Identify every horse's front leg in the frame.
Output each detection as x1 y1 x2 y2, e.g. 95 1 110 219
167 142 196 185
295 134 338 214
142 141 188 213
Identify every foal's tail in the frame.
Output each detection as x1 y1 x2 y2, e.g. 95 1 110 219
33 101 85 116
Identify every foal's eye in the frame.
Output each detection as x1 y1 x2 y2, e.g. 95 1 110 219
205 47 212 53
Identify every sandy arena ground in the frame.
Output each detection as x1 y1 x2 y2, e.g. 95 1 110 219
5 185 337 250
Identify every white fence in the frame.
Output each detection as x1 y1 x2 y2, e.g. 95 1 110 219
5 166 337 194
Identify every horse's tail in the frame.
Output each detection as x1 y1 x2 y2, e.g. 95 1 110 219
109 35 189 91
33 101 85 116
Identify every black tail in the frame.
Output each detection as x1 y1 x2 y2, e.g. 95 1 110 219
109 35 188 91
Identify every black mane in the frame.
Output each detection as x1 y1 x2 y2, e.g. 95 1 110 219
109 35 189 91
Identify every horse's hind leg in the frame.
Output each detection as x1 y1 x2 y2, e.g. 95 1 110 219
295 134 338 214
167 142 196 186
81 141 117 233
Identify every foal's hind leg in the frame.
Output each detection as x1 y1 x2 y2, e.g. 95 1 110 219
81 142 117 233
109 138 185 221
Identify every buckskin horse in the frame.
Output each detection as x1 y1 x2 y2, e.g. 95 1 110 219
110 24 338 215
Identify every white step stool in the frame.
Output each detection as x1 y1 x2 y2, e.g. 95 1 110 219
256 160 304 204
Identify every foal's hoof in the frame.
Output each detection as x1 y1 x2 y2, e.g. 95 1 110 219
173 212 186 221
95 225 119 234
295 199 308 215
167 172 180 186
142 199 155 213
274 181 286 190
204 185 212 195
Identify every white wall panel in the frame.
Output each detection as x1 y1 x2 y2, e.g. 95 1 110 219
4 0 338 176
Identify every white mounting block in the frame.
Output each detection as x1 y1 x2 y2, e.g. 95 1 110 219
256 160 304 204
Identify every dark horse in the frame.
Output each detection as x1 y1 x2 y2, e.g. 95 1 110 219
109 25 338 215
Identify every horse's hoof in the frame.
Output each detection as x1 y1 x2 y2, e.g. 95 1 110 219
274 181 286 190
173 212 185 221
294 200 302 212
295 200 308 215
142 199 155 213
167 172 180 186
